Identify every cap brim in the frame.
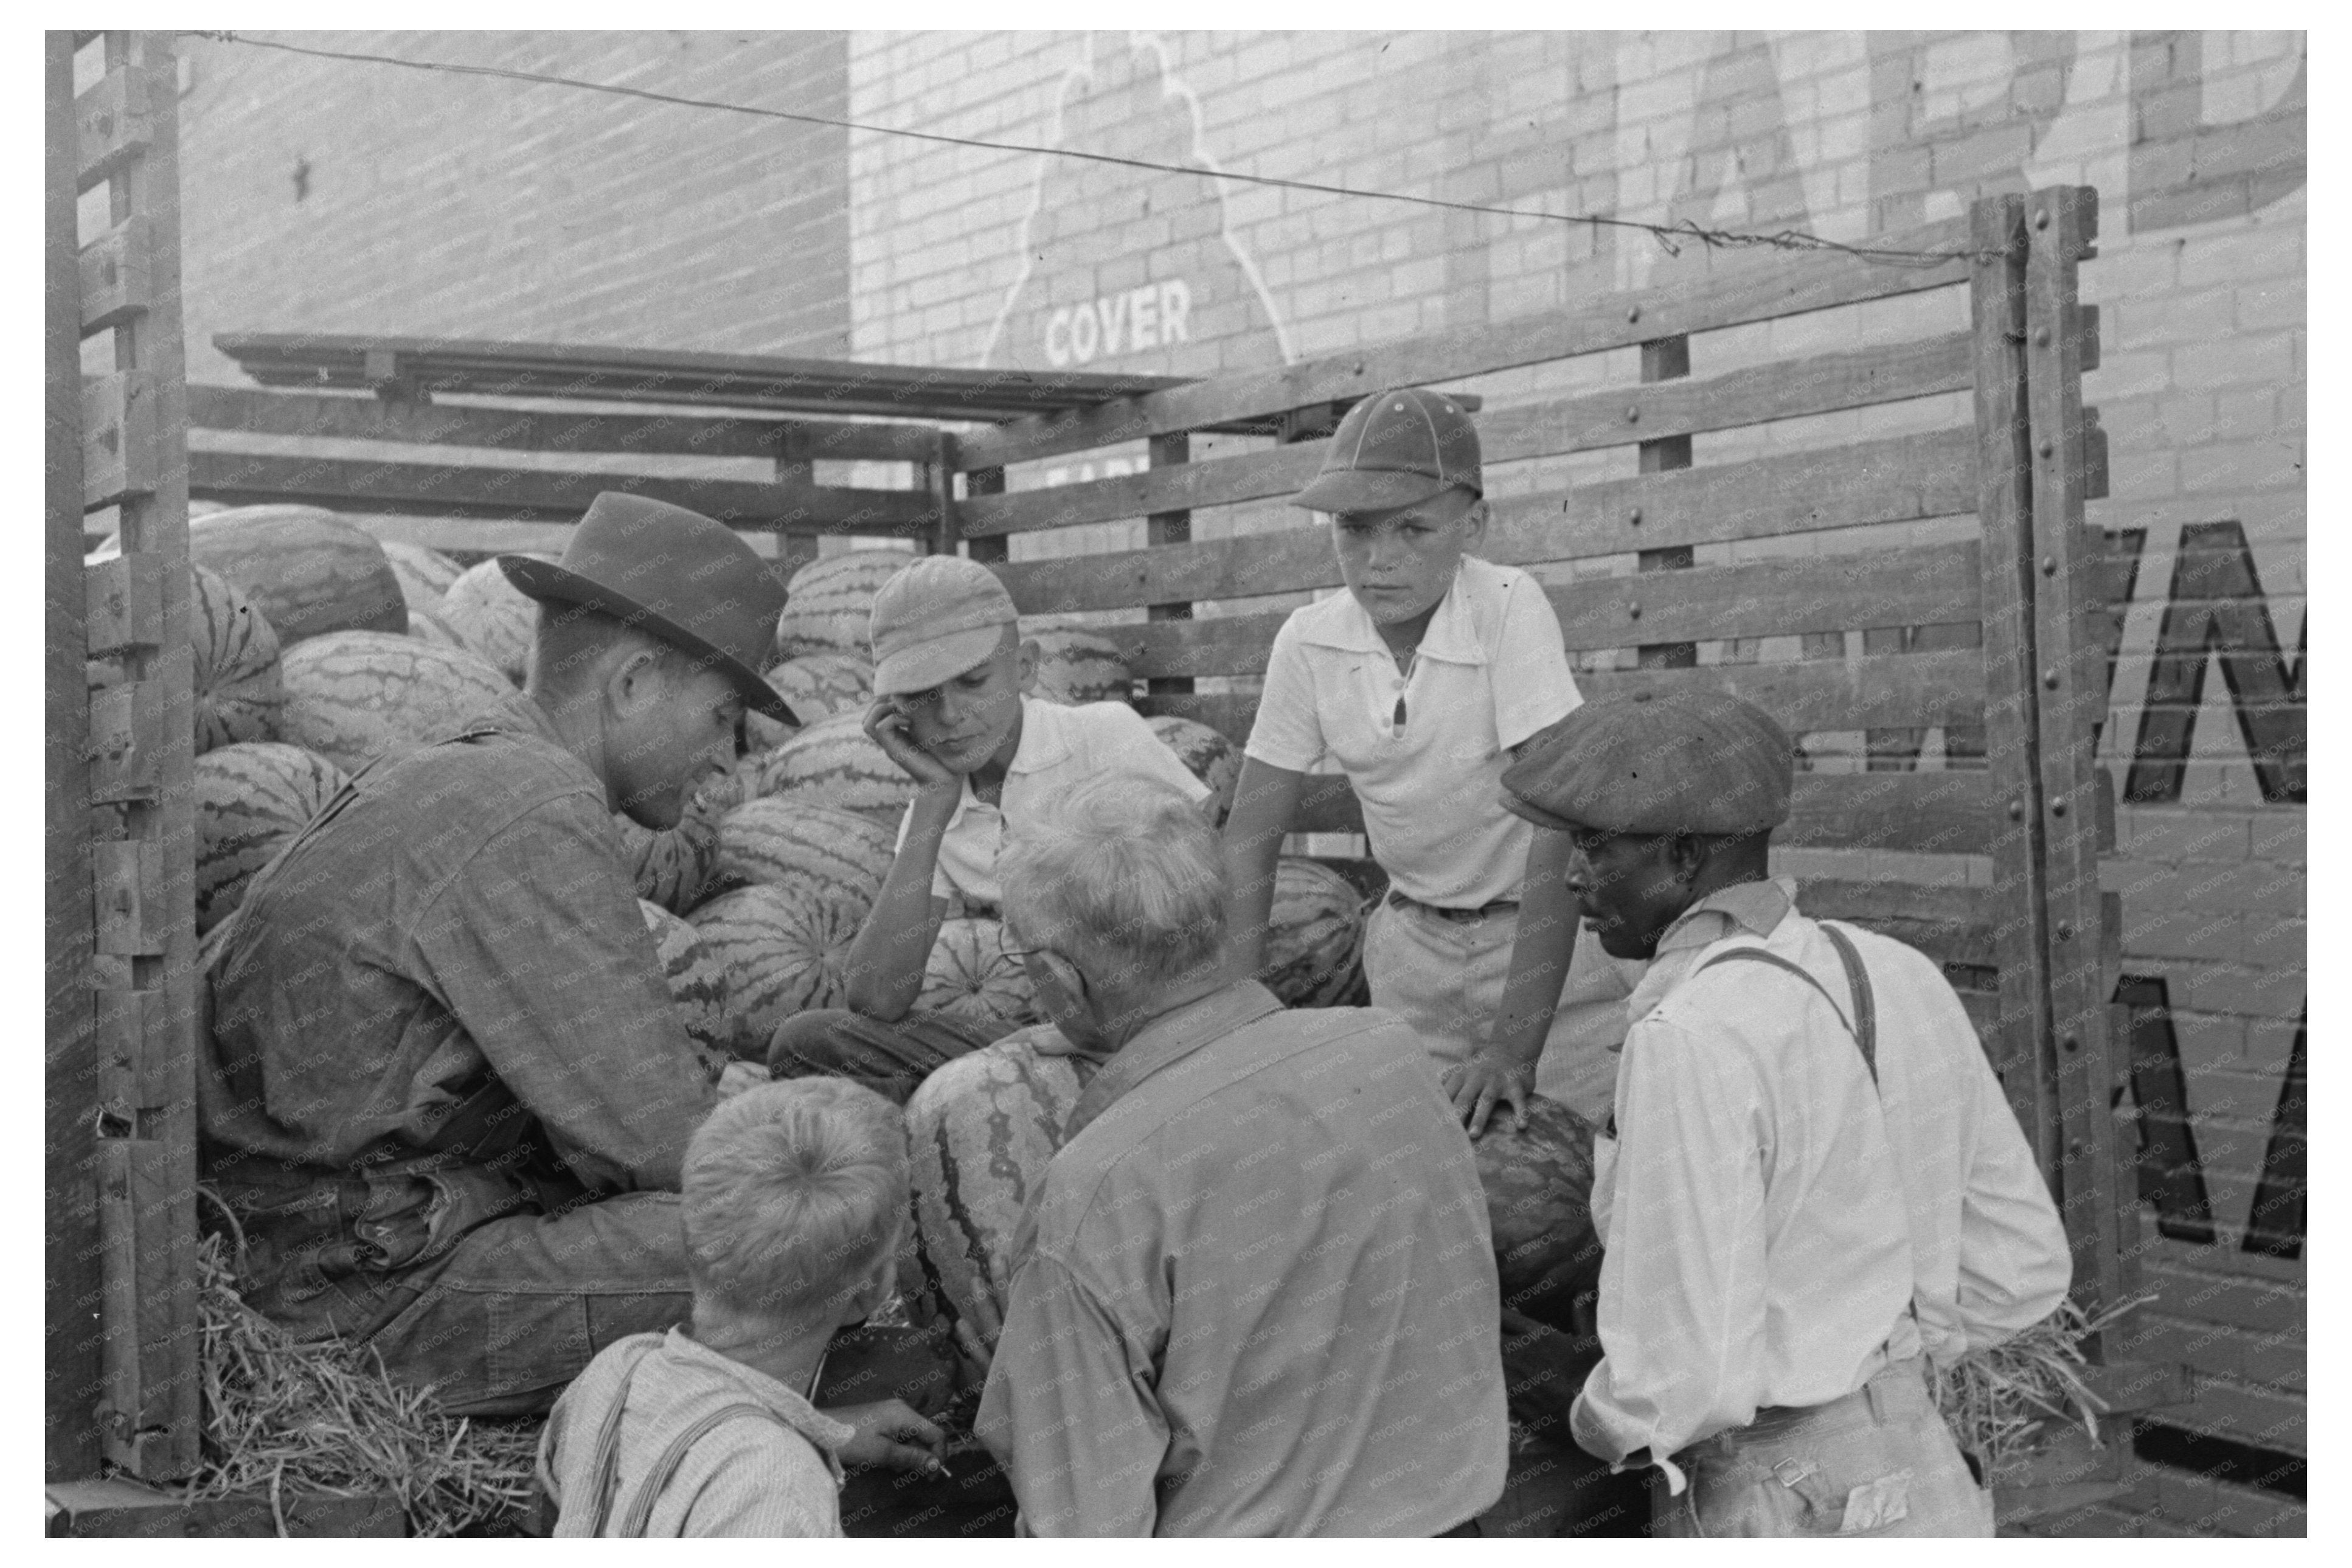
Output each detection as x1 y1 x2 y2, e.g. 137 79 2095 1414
872 623 1008 698
1499 789 1589 833
1291 468 1461 515
498 555 797 725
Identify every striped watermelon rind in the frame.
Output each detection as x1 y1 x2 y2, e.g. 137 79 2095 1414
1147 715 1241 825
752 709 919 823
1264 857 1369 1007
382 539 465 611
917 917 1037 1033
905 1025 1094 1337
195 742 349 934
616 802 723 915
1022 625 1134 707
687 881 870 1061
275 630 516 776
437 556 547 685
765 650 875 724
639 898 734 1081
188 505 408 645
710 796 896 909
774 549 915 662
192 564 284 754
1473 1094 1599 1299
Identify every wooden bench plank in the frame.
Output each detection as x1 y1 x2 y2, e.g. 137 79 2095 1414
347 514 793 560
75 66 150 192
79 217 151 334
957 215 1974 470
1105 541 1986 679
188 450 942 535
83 372 158 510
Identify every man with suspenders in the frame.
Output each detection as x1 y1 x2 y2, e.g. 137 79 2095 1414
1497 691 2072 1537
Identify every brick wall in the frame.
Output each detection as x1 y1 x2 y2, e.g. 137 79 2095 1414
172 27 2305 1536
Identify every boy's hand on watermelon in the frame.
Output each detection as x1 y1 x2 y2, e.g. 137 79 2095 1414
1445 1046 1533 1138
863 698 960 791
833 1397 951 1474
951 1312 995 1384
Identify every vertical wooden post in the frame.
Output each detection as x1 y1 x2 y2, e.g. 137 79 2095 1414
1145 431 1194 701
963 467 1008 566
47 29 104 1485
1634 336 1696 669
769 425 820 580
1969 193 2058 1169
83 29 201 1480
928 430 962 558
2023 186 2125 1328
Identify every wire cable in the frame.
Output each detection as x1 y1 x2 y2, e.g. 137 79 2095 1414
182 30 1993 268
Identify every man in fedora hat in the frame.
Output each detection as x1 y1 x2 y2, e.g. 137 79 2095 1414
198 494 949 1463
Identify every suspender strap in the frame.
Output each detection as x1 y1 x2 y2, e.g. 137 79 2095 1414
614 1403 793 1538
578 1342 664 1537
1696 923 1878 1086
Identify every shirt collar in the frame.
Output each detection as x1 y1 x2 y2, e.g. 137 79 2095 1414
948 696 1067 825
1624 875 1800 1024
1063 979 1286 1142
661 1328 857 1455
1294 563 1484 665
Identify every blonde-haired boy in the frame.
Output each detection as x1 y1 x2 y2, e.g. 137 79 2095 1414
535 1078 941 1537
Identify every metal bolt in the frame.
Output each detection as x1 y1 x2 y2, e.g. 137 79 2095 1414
1628 304 1641 324
2056 920 2074 942
2044 668 2061 689
2053 799 2068 817
2039 439 2055 458
2062 1034 2080 1054
1628 507 1642 527
2036 327 2052 347
1625 405 1640 424
2036 209 2050 231
2008 799 2026 821
1627 601 1642 620
2042 555 2058 577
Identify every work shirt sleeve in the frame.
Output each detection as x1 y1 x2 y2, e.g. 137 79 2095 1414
976 1251 1167 1537
1241 618 1326 772
1952 1046 2074 1351
1572 1015 1771 1464
681 1441 840 1537
407 796 717 1195
1493 571 1581 751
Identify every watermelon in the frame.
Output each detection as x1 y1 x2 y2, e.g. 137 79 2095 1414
615 800 722 914
276 630 515 775
1024 625 1133 706
741 664 808 755
752 709 918 824
904 1025 1095 1338
917 918 1036 1034
1148 715 1241 826
189 499 231 518
383 539 465 611
774 549 914 661
186 505 408 645
1473 1094 1600 1302
768 651 874 724
710 797 896 907
436 556 548 685
638 898 734 1081
1265 857 1369 1007
192 564 283 754
195 743 349 934
687 882 869 1061
406 606 467 648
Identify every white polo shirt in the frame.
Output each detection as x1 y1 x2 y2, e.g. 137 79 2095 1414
1244 554 1580 908
895 695 1212 907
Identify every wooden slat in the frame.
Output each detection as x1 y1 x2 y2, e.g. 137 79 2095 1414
1286 769 2001 858
999 428 1977 614
46 1478 406 1538
187 450 942 535
95 1139 196 1473
2028 186 2125 1326
959 442 1323 537
83 547 163 660
78 216 151 333
74 65 150 191
1108 541 1986 679
956 214 1976 470
85 679 162 803
1797 878 1994 968
47 27 103 1483
82 372 157 509
90 838 162 956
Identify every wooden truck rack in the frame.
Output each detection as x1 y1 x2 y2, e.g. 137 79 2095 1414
48 25 2179 1532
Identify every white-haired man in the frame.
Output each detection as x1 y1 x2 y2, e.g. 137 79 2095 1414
971 777 1510 1536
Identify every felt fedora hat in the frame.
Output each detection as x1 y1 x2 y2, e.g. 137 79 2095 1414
498 491 795 723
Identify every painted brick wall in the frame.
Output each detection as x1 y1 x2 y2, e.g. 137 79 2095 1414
169 27 2304 1536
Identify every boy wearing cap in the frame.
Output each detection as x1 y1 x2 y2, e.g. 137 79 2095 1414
1499 691 2070 1536
768 554 1212 1105
1224 385 1638 1129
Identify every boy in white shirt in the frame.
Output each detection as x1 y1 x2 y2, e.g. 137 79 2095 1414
536 1078 953 1536
769 555 1212 1104
1224 386 1638 1128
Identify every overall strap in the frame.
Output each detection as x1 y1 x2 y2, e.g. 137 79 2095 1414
578 1340 665 1537
1695 931 1878 1088
613 1403 794 1538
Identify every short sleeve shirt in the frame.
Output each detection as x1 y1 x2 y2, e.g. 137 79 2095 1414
893 696 1212 906
1244 555 1580 906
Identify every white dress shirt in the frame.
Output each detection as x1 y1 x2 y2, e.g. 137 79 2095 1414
1572 878 2072 1469
1243 554 1580 907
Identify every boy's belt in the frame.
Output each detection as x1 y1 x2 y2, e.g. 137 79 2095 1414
1385 887 1520 924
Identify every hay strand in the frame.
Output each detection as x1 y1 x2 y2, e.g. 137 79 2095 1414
171 1223 541 1536
1931 1294 2153 1476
